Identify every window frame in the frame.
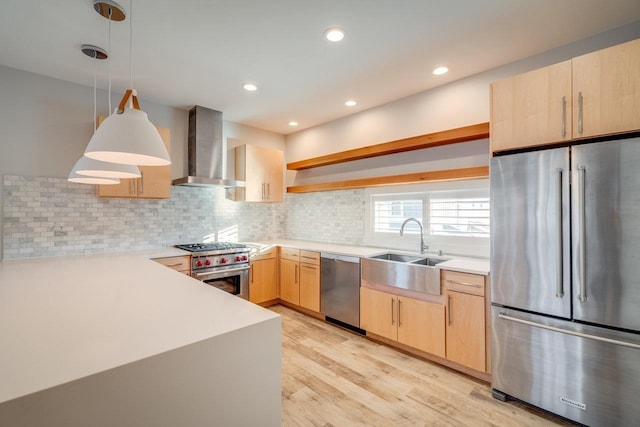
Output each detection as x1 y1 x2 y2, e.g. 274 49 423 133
363 180 490 256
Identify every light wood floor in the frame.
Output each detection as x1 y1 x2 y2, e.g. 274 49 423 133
271 305 576 427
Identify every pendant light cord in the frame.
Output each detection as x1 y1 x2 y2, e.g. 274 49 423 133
93 49 97 133
129 0 133 92
107 6 112 115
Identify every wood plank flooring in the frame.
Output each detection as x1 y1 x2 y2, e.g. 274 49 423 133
271 305 576 427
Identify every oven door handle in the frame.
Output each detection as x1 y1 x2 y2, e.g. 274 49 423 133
194 266 249 279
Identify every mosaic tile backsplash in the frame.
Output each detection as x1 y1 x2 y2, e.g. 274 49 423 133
2 175 366 259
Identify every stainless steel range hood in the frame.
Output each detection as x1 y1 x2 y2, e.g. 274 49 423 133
172 106 245 188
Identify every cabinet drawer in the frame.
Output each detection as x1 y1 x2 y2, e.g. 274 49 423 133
299 250 320 265
153 256 191 272
280 247 300 262
442 270 485 296
251 245 277 261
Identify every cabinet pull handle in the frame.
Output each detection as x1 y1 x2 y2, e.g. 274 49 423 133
398 299 402 327
251 265 254 283
301 265 316 270
267 183 270 200
561 96 566 137
391 298 395 325
556 168 564 298
578 91 584 134
447 295 452 326
295 264 298 283
165 263 182 267
130 179 135 195
446 279 481 288
139 171 144 194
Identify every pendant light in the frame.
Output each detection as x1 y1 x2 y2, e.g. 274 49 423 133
84 0 171 166
69 43 137 184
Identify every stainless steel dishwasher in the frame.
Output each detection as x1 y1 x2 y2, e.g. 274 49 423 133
320 253 361 331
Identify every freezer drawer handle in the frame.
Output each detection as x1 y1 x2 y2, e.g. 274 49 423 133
446 279 481 289
498 313 640 350
556 168 564 298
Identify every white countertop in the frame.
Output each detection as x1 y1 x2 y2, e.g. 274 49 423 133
245 239 490 275
0 251 279 404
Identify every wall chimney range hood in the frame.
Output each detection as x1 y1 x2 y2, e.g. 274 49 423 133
172 106 245 188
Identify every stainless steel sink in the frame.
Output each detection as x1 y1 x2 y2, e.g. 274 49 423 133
368 252 422 263
362 252 446 295
410 257 447 267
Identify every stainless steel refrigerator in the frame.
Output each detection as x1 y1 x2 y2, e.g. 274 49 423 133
490 137 640 426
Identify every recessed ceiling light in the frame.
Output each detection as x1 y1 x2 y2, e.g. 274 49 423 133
243 83 258 91
288 121 299 127
345 100 357 107
433 66 449 75
324 27 345 42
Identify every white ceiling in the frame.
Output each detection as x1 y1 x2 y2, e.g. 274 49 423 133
1 1 639 135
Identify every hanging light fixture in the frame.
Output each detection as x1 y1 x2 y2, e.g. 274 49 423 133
84 0 171 166
69 43 138 184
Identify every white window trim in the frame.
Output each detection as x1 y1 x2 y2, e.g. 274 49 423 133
363 180 490 258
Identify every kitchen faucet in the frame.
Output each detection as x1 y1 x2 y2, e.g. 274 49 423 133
400 217 428 254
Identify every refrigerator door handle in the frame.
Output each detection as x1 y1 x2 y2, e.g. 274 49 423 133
556 168 564 298
497 313 640 350
577 165 587 302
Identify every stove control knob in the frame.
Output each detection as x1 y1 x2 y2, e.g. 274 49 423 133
242 255 248 261
204 259 211 266
235 256 241 262
196 260 203 267
220 258 228 264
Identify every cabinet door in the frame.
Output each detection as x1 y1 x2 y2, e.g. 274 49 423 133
263 147 283 202
490 60 572 153
446 291 486 372
360 287 396 341
242 145 267 201
279 258 299 305
249 259 278 304
136 127 171 198
397 297 445 358
96 116 171 199
299 262 320 312
572 38 640 139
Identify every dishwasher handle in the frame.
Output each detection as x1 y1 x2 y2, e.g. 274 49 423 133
321 253 360 264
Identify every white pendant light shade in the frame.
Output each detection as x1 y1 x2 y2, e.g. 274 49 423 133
68 171 120 185
84 106 171 166
71 156 141 178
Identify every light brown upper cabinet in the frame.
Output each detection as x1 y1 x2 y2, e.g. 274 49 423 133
490 60 572 152
572 38 640 139
232 144 283 202
96 116 171 199
491 38 640 153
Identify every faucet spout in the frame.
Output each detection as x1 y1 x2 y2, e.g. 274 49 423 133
400 217 428 254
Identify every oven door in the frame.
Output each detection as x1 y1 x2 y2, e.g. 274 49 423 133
193 264 250 300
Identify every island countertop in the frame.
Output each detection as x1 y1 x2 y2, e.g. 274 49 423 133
0 251 280 405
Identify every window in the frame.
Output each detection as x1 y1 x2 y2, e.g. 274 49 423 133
365 181 490 255
373 197 422 233
429 197 489 237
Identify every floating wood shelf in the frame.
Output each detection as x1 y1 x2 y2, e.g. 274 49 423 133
287 166 489 194
286 122 489 171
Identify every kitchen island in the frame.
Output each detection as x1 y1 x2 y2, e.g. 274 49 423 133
0 249 281 427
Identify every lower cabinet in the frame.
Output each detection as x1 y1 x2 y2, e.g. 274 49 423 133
360 287 445 358
249 247 278 304
152 255 191 276
443 270 487 372
278 248 321 312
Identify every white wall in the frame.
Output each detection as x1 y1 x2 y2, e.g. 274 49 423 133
285 21 640 187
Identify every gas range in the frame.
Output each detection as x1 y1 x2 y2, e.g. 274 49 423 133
175 242 250 272
175 242 251 299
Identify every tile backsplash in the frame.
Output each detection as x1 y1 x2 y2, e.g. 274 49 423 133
2 175 367 259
